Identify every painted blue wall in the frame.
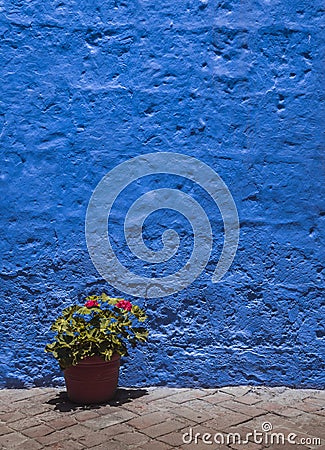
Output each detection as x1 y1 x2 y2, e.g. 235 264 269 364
1 0 324 388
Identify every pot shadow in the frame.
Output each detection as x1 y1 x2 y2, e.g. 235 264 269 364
46 388 149 412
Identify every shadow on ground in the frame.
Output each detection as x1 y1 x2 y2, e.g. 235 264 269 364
46 388 149 412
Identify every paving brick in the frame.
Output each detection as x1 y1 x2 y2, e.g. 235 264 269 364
145 388 184 402
230 443 263 450
127 411 172 429
22 423 54 438
296 402 324 413
87 441 127 450
313 390 325 400
32 411 62 422
198 388 218 394
267 446 310 450
221 399 266 417
169 405 214 424
47 439 85 449
121 400 160 415
3 400 31 413
0 411 26 423
219 386 252 397
256 401 288 413
96 407 136 421
82 413 131 430
0 424 13 436
176 441 218 450
78 430 111 448
102 422 135 437
183 398 221 412
114 430 150 446
0 431 28 449
10 402 50 418
9 416 46 432
93 404 118 415
35 424 89 446
157 430 185 447
34 430 68 446
275 389 314 405
148 398 182 411
167 390 209 404
203 391 235 404
0 403 14 414
222 423 259 438
26 388 57 397
0 390 38 403
24 404 54 416
275 406 307 418
73 410 100 422
234 395 264 405
60 423 90 440
78 423 132 447
12 438 43 450
137 440 172 450
142 418 191 438
48 415 78 430
201 409 250 431
303 397 325 408
185 399 241 419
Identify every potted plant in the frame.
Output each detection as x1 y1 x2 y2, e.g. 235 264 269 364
45 293 148 404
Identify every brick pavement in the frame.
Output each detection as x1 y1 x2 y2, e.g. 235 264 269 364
0 386 324 449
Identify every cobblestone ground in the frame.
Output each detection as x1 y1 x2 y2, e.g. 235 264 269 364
0 386 324 449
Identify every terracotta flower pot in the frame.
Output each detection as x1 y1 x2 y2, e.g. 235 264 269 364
64 354 120 404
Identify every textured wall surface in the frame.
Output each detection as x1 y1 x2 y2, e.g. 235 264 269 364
1 0 324 388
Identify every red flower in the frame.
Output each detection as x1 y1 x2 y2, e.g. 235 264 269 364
85 300 99 308
116 300 132 311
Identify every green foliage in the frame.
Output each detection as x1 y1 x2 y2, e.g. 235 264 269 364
45 293 148 369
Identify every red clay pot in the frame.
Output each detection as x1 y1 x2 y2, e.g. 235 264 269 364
64 354 120 404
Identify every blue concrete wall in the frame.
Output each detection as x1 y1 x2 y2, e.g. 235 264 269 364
1 0 324 388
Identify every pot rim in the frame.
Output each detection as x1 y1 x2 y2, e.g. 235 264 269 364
72 353 120 366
